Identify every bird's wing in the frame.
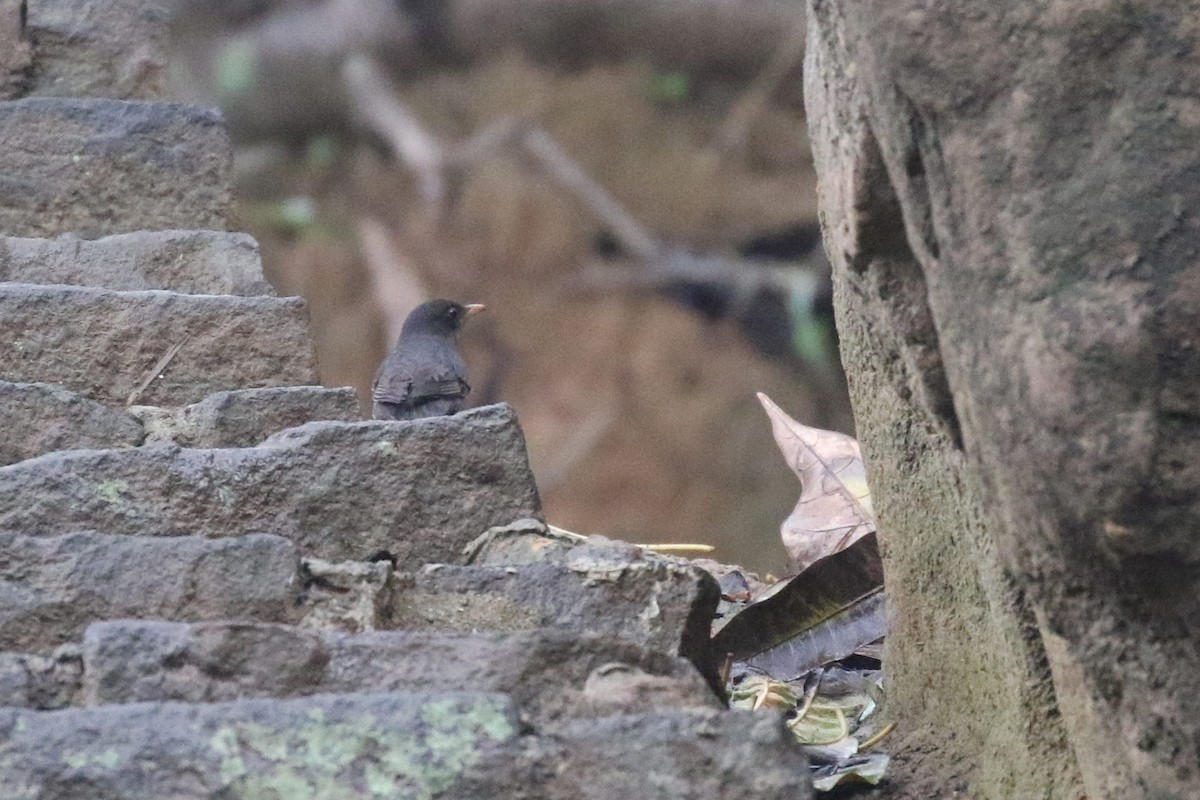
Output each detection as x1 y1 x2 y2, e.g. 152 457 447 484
373 355 469 406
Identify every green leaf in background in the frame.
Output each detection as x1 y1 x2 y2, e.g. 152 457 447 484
216 38 257 98
645 71 691 104
306 135 339 169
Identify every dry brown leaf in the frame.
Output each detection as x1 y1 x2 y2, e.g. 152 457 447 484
757 392 875 572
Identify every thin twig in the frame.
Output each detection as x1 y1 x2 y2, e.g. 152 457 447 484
636 543 716 554
711 23 807 155
537 401 620 492
520 128 662 262
343 53 446 201
859 721 897 752
126 337 189 407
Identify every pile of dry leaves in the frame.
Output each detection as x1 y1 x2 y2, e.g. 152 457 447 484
703 393 890 792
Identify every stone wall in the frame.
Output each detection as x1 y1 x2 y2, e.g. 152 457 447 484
0 2 812 796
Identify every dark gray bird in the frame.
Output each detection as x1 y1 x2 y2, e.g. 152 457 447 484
372 299 486 421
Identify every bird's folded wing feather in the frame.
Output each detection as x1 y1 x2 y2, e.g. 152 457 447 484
373 359 469 405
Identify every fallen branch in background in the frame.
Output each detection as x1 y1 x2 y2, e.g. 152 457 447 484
342 54 835 370
170 0 805 141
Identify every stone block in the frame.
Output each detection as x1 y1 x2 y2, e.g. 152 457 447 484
0 380 142 466
0 532 301 651
21 0 172 99
0 98 233 237
0 283 316 406
0 692 809 799
0 231 271 294
0 645 82 709
136 386 361 448
0 691 520 798
471 710 813 800
296 557 394 634
82 621 717 721
393 536 719 680
0 405 543 564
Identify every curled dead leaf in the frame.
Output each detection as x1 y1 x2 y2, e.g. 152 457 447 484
757 392 875 572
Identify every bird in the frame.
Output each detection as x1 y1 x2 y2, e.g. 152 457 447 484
372 299 486 421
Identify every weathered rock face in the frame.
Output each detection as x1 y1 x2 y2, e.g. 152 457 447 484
0 532 301 652
0 405 543 564
806 2 1200 798
136 386 362 448
0 284 317 406
524 711 812 799
0 647 83 710
0 693 809 800
13 0 172 99
0 691 521 799
0 231 271 295
393 536 720 681
82 622 717 720
0 98 234 237
0 380 143 465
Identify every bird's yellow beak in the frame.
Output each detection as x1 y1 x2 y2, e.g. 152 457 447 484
464 304 487 317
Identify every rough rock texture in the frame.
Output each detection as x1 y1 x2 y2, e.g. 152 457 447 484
296 557 395 633
806 2 1200 797
0 98 234 237
16 0 171 99
136 386 362 448
0 691 520 799
0 380 143 465
392 537 720 681
0 231 271 294
0 694 809 800
0 284 317 406
82 622 718 721
0 405 543 563
0 532 300 652
462 517 580 565
0 646 83 709
471 710 812 800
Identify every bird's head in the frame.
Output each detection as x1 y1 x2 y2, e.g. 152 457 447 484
400 299 486 340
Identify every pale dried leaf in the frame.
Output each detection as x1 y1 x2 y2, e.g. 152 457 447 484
757 392 875 572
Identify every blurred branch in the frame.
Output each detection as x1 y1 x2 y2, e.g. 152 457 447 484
521 129 662 262
343 53 663 261
712 23 807 155
170 0 805 140
343 55 447 200
357 215 429 343
342 53 834 376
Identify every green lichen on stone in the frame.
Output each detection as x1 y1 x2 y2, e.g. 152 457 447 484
207 696 514 799
373 441 401 456
63 749 124 771
96 479 130 506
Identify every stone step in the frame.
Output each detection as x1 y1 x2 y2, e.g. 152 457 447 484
0 646 82 710
0 532 301 652
0 694 811 799
0 405 542 564
0 98 233 237
0 380 143 466
17 0 173 100
80 621 718 722
136 386 362 448
0 691 521 799
0 231 271 295
392 534 718 674
0 383 359 466
0 283 316 406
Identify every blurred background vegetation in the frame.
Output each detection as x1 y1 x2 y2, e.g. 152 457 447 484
167 0 850 574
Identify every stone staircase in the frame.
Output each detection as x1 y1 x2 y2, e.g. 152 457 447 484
0 3 811 797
